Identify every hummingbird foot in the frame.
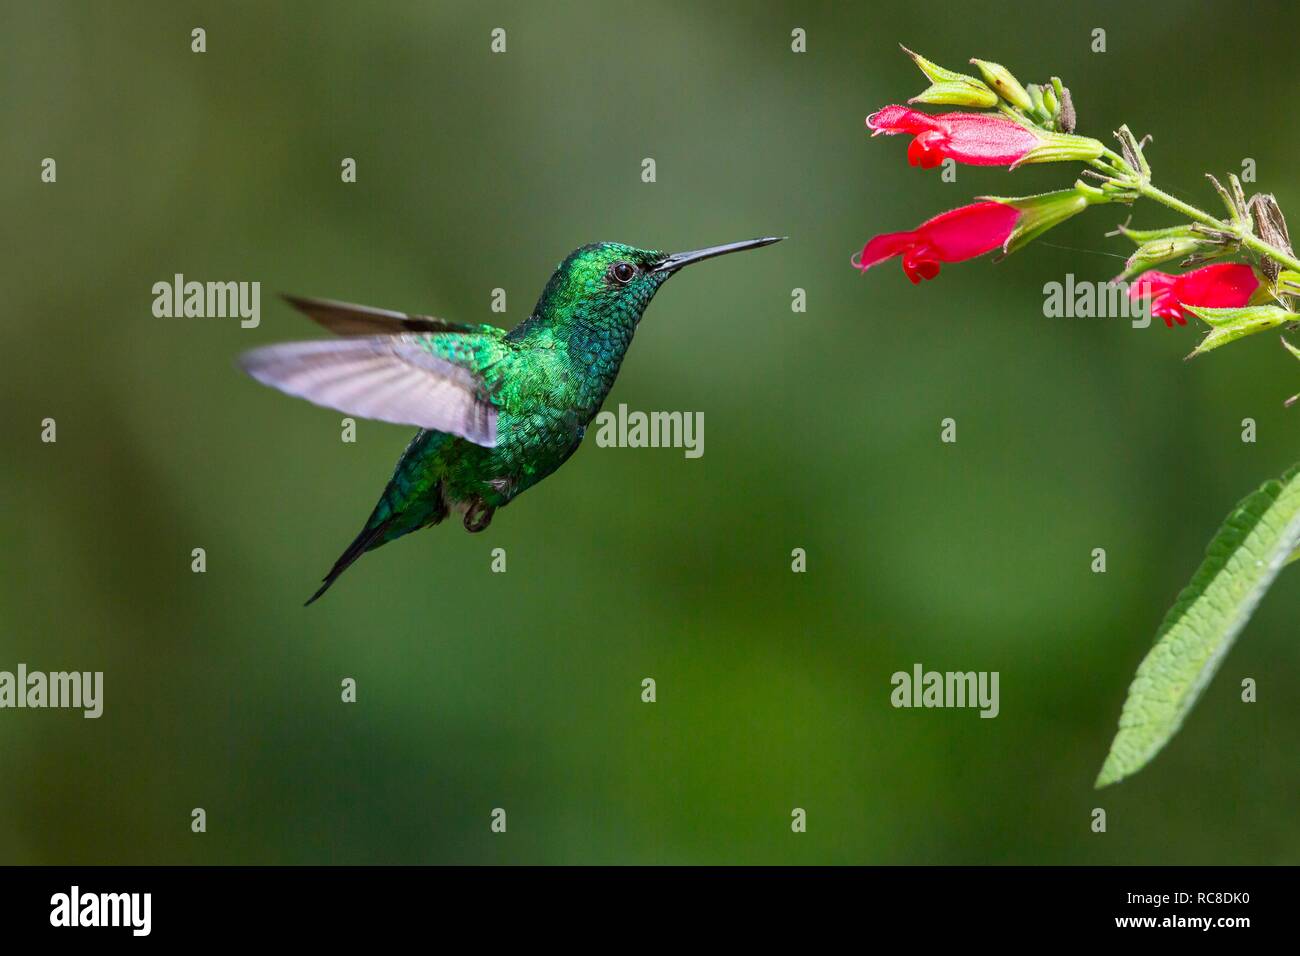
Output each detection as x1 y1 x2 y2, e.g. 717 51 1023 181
462 496 495 533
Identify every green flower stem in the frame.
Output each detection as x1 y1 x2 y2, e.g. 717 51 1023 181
1102 173 1300 274
1098 146 1129 168
1132 181 1231 228
1137 182 1300 274
1083 152 1300 275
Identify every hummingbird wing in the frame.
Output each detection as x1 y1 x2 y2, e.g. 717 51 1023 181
239 335 501 447
280 294 479 337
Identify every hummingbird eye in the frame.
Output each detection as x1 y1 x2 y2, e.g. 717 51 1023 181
608 261 637 285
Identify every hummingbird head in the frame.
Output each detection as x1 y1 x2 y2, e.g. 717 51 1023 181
532 237 784 330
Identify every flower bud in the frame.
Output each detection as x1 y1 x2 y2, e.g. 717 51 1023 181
1027 83 1047 117
1042 84 1059 115
1118 237 1211 281
900 46 998 108
1116 223 1201 243
970 58 1034 112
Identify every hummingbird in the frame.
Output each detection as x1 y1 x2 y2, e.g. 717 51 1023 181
240 237 783 604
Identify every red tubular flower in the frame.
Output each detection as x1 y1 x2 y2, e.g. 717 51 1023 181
853 201 1020 283
1127 264 1261 327
867 105 1043 168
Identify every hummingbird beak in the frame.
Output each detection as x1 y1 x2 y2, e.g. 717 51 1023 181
651 236 785 274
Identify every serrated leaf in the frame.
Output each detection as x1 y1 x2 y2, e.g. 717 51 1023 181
1095 464 1300 787
1185 304 1291 356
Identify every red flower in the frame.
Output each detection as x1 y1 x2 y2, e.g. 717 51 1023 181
1127 264 1261 327
867 105 1042 168
853 200 1020 283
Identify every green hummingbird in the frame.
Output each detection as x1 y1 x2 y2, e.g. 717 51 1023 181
240 237 782 604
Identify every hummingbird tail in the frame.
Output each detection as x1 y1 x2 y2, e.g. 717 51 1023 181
305 429 454 606
304 521 393 606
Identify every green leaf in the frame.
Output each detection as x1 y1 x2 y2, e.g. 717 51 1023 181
1095 464 1300 787
1184 304 1291 356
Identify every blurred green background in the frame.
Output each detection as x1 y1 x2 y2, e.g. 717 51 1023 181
2 0 1297 865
